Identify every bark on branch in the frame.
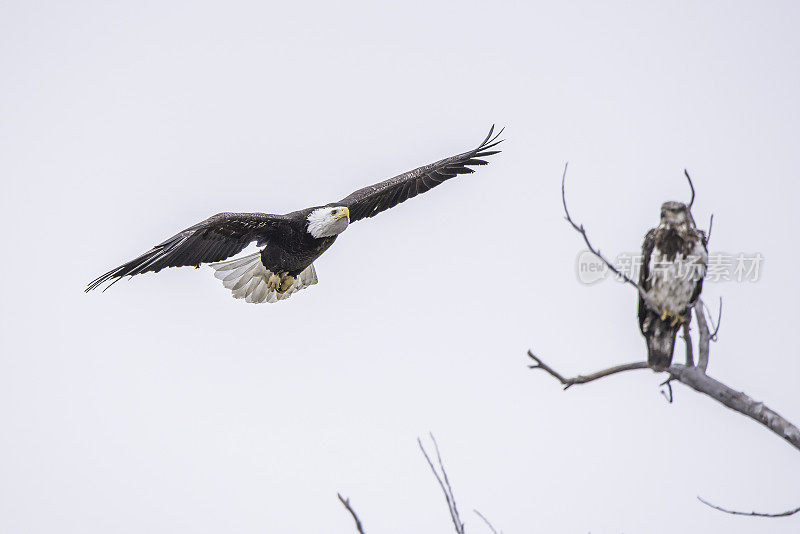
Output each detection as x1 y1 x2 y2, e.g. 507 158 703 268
527 350 800 452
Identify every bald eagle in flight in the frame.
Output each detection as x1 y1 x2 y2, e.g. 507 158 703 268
638 201 708 368
86 127 502 303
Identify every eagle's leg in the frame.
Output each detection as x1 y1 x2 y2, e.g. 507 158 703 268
660 309 688 327
278 275 296 293
266 273 282 292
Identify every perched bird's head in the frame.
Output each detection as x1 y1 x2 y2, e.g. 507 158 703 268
307 206 350 238
659 201 694 228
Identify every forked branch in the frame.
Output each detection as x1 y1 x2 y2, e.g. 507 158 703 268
528 351 648 389
527 352 800 452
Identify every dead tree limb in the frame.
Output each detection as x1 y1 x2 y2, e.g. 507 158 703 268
561 163 659 313
698 496 800 518
338 436 493 533
528 352 648 388
419 434 465 534
668 364 800 450
527 349 800 451
338 493 366 534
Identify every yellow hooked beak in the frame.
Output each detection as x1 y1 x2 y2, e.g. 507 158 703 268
333 207 350 221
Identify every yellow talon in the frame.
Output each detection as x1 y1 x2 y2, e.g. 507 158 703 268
266 273 281 292
670 313 687 327
660 308 687 326
278 275 295 293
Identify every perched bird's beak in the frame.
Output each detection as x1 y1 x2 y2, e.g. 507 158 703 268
334 207 350 221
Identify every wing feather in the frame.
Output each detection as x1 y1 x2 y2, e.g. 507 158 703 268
338 126 503 222
638 228 657 333
86 212 285 292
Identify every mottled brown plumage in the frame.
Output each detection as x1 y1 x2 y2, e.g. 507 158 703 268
638 202 707 368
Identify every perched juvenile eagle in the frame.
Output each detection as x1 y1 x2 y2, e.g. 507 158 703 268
638 201 707 369
86 127 502 303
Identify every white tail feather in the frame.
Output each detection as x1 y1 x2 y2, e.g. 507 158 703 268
209 252 318 304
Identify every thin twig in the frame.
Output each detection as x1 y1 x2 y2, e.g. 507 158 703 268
660 376 674 403
698 496 800 518
474 509 500 534
419 434 465 534
528 350 649 389
706 213 714 245
702 297 722 341
685 169 696 209
337 493 366 534
561 164 649 297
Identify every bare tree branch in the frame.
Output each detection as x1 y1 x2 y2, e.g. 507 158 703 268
419 434 465 534
698 496 800 518
338 493 366 534
560 164 657 307
473 509 501 534
527 350 800 451
528 351 649 388
669 364 800 450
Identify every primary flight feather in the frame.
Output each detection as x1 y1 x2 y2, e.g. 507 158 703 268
86 126 503 303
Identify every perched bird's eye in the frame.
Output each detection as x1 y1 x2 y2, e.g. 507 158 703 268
660 210 666 218
331 209 337 215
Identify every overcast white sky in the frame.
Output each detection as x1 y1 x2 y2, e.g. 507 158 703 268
2 1 799 532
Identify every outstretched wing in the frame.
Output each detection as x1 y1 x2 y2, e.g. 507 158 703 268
86 212 286 292
337 126 503 223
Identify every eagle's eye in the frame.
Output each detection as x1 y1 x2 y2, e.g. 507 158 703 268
661 210 666 218
330 209 337 215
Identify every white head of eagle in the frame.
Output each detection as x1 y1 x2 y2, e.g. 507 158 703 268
307 206 350 238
